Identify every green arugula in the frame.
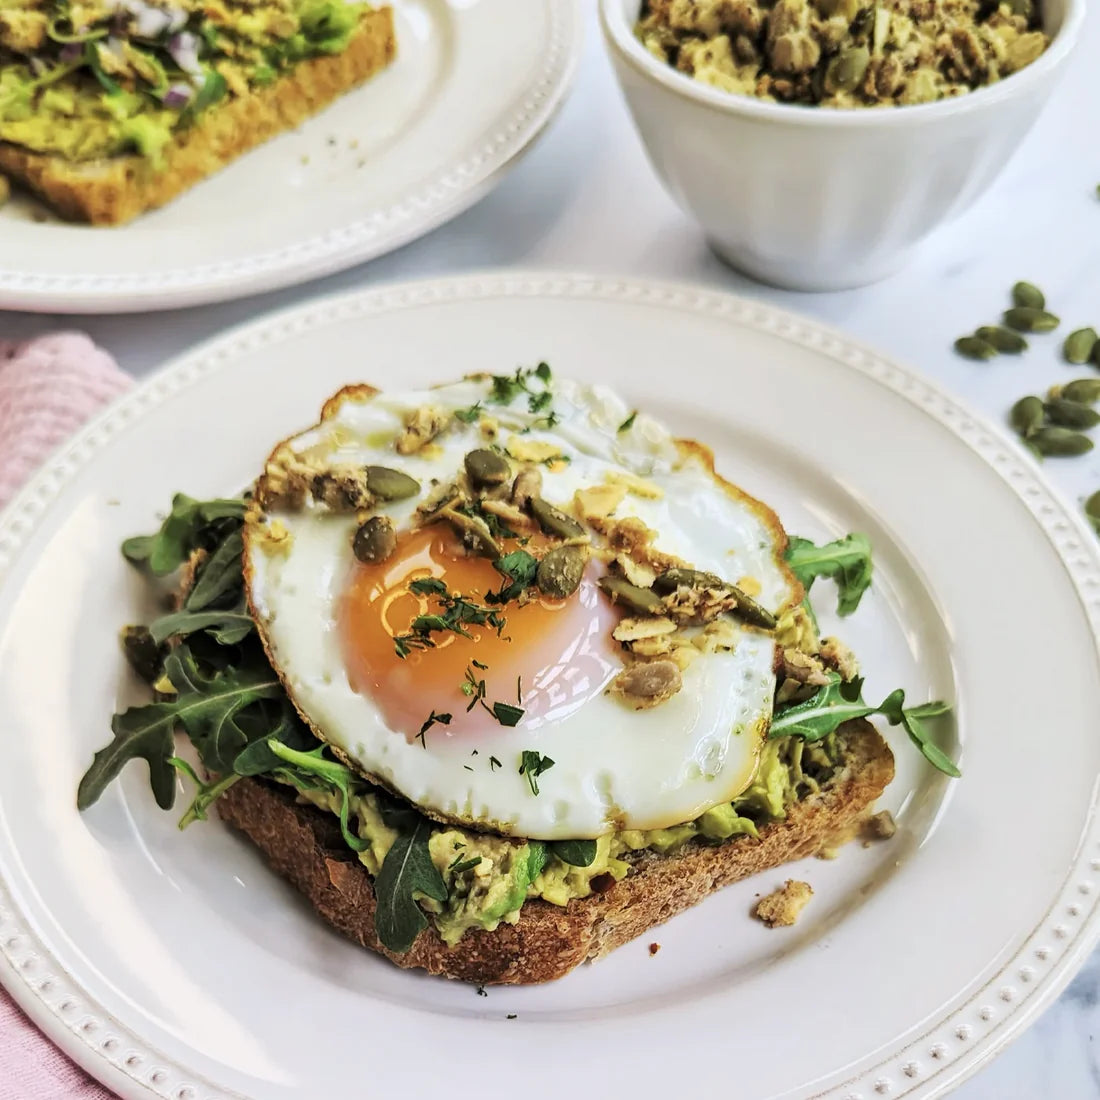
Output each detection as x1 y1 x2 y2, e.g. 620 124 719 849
169 758 241 828
267 742 368 851
148 603 254 646
770 674 959 777
550 839 597 867
122 494 245 576
526 840 548 880
373 819 448 953
785 533 873 616
488 549 538 604
518 750 554 795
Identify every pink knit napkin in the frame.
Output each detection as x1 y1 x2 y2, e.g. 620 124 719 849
0 332 129 1100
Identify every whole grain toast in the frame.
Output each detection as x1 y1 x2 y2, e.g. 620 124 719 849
217 718 894 985
0 7 395 225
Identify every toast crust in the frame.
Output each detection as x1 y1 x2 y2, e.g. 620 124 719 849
0 7 395 225
217 719 894 985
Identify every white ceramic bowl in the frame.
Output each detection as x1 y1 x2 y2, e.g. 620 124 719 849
600 0 1085 291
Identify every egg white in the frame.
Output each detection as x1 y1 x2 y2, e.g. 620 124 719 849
244 377 800 839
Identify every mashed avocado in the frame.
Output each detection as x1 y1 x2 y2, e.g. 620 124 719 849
0 0 368 162
293 733 837 947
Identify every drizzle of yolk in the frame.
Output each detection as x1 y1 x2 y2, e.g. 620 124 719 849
338 525 622 745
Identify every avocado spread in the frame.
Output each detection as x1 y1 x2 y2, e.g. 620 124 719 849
0 0 368 162
293 733 839 947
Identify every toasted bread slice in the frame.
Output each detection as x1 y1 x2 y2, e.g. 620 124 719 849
0 7 395 225
217 719 894 985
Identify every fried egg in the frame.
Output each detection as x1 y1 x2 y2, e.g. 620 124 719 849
243 376 801 839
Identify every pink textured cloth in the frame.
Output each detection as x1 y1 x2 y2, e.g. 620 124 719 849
0 332 129 1100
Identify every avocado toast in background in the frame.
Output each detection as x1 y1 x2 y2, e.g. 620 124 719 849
0 0 394 224
78 368 957 985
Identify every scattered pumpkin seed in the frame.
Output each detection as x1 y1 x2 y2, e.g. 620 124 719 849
726 586 778 630
1061 379 1100 405
610 660 682 707
598 576 665 615
510 468 542 509
529 497 585 540
439 507 502 558
652 567 725 594
1044 398 1100 430
1063 328 1099 365
1011 281 1045 310
954 335 997 361
353 515 397 564
536 545 587 599
975 326 1027 354
824 45 869 93
1003 307 1060 333
464 448 511 490
1092 339 1100 369
364 465 420 501
1010 395 1045 437
1085 490 1100 532
1029 427 1094 457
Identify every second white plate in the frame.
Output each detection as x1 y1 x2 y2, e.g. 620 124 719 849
0 1 581 313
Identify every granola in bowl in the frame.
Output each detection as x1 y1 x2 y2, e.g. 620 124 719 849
636 0 1050 107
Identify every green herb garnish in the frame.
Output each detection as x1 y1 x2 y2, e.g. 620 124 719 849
618 411 637 433
518 749 554 794
449 856 483 874
488 549 538 604
417 710 452 747
492 702 524 728
550 839 597 867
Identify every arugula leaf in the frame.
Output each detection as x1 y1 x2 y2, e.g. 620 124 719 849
148 603 254 646
373 818 447 953
77 698 179 811
550 839 597 867
489 549 538 604
122 494 245 576
170 758 241 828
785 533 873 616
770 673 959 777
268 741 368 851
526 840 548 880
185 530 244 610
518 750 554 795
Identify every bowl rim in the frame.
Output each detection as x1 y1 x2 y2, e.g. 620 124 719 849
599 0 1086 129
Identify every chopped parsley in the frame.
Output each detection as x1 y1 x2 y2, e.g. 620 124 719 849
472 659 488 670
394 581 506 658
618 411 637 433
488 549 538 604
489 755 502 771
518 749 554 795
455 402 483 424
416 710 451 747
449 855 482 874
492 702 524 728
462 666 488 712
409 576 447 596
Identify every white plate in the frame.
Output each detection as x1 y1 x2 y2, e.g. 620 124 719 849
1 274 1098 1100
0 2 581 314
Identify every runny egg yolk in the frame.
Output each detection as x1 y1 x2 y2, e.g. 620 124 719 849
339 526 623 745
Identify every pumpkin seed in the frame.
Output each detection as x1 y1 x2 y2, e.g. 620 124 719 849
726 586 778 630
610 660 682 706
1062 379 1100 405
824 45 869 93
1008 0 1033 15
1010 395 1044 437
1063 328 1098 365
536 545 587 599
364 465 420 501
598 576 665 615
1085 490 1100 528
652 567 725 594
1093 338 1100 369
120 624 164 684
1003 307 1060 333
464 448 511 489
439 507 502 558
529 496 585 540
1029 427 1094 457
975 326 1027 353
1012 281 1045 310
954 335 997 360
353 515 397 564
510 468 542 509
1044 398 1100 430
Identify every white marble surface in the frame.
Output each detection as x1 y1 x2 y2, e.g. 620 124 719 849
3 3 1099 1096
